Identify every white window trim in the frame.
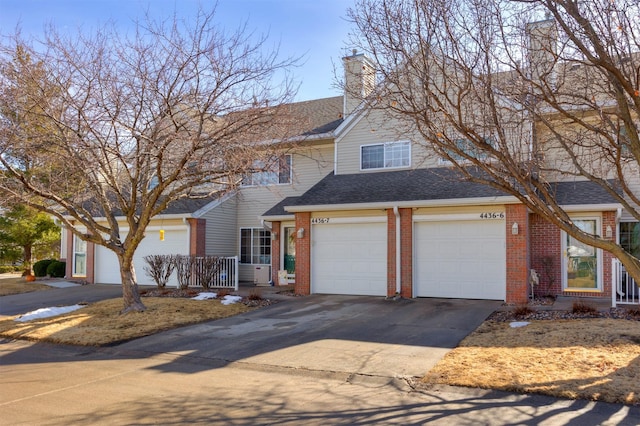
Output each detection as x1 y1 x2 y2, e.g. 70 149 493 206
360 140 411 171
561 215 603 292
239 227 271 265
241 154 292 187
72 234 87 277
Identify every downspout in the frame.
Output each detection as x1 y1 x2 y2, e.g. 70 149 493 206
393 206 401 295
261 219 272 232
616 208 622 245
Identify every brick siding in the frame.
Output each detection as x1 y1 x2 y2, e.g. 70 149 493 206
294 212 311 295
270 221 281 284
530 211 616 299
506 204 529 304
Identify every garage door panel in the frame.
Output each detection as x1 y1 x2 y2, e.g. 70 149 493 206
312 222 387 296
415 220 505 300
95 229 188 286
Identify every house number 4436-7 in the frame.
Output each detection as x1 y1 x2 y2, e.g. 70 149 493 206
311 218 330 224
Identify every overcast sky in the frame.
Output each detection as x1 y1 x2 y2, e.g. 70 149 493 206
0 0 356 102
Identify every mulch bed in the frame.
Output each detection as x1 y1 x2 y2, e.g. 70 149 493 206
139 287 276 308
489 307 640 322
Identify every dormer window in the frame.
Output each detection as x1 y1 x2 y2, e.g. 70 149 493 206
360 141 410 170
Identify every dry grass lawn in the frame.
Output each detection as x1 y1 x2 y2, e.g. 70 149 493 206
0 274 51 296
0 297 252 346
423 319 640 405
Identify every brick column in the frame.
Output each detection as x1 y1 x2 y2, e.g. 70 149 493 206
506 204 529 304
400 208 413 298
65 227 74 279
387 208 414 298
387 210 396 296
529 213 562 296
270 221 281 284
294 212 311 295
187 218 206 256
602 210 617 299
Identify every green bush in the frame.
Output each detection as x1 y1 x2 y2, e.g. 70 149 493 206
0 265 15 273
33 259 55 277
46 260 66 278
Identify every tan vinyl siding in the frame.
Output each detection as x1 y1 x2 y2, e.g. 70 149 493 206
203 196 237 257
236 143 334 229
336 109 442 175
236 142 335 282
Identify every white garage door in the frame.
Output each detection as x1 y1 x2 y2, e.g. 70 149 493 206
414 219 505 300
95 229 188 286
312 221 387 296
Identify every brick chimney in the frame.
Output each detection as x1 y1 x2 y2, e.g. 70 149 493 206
526 18 558 83
342 49 376 117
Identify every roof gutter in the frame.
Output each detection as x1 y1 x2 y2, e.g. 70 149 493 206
560 203 623 212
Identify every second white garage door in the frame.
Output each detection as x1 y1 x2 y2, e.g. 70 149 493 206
414 219 506 300
311 221 387 296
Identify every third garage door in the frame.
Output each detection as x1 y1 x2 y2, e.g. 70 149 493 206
311 221 387 296
414 219 506 300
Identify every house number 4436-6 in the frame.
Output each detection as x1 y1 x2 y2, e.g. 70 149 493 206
479 212 505 219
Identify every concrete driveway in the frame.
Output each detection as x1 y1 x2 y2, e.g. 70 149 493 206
115 294 501 378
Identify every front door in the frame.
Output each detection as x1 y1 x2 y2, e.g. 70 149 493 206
565 219 598 289
284 226 296 273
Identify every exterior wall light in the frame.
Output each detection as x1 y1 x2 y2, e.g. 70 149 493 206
512 222 519 235
271 231 278 241
297 228 305 239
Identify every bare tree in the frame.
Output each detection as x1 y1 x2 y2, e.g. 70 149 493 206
347 0 640 283
0 7 298 312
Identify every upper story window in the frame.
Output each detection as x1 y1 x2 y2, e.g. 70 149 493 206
360 141 411 170
439 136 495 164
242 154 292 186
618 123 638 159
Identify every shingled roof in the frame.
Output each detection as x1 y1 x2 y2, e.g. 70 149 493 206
549 180 620 205
289 96 344 136
281 168 619 209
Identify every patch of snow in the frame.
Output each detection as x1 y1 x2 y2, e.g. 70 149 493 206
15 305 85 322
221 295 243 305
192 292 217 300
510 321 530 328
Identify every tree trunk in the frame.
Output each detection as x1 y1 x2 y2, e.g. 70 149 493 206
118 255 146 314
23 243 32 275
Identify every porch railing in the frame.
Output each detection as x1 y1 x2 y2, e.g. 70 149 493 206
612 258 639 307
189 256 239 291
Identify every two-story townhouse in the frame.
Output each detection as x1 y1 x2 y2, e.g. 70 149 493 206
270 44 630 305
60 96 343 286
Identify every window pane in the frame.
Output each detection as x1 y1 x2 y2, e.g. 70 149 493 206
620 222 640 258
385 141 410 167
278 155 292 184
240 229 252 263
241 228 271 264
361 145 384 169
73 235 87 276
